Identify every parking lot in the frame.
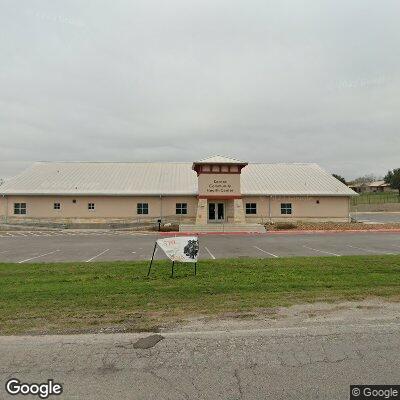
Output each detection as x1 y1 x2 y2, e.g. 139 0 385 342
351 212 400 223
0 230 399 263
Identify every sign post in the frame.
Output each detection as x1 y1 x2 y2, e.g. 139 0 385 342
147 242 158 277
147 236 199 277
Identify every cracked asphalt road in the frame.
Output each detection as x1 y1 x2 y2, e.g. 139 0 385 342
1 302 400 400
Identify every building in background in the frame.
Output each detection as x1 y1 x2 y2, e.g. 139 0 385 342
348 180 393 194
0 156 356 229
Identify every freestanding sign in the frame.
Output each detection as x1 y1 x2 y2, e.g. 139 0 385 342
157 237 199 262
147 236 199 277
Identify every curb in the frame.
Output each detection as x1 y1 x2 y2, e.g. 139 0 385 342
159 229 400 236
159 231 263 236
267 229 400 235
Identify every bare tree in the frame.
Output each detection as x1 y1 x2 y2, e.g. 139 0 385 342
350 174 377 185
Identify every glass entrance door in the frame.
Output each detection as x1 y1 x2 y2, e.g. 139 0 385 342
208 202 225 222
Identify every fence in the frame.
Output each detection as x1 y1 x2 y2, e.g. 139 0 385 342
351 193 400 206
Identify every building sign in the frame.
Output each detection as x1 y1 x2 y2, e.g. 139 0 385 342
207 179 234 194
198 174 241 197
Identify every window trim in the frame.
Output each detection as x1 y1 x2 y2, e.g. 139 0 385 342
88 202 95 211
280 203 292 215
176 203 188 215
137 202 149 215
245 202 257 215
54 202 61 210
13 202 27 215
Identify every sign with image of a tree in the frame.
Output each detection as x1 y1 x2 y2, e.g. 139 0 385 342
384 168 400 194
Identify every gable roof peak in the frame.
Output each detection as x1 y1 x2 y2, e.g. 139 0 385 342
194 155 247 164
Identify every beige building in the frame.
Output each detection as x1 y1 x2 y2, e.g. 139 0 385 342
348 180 394 194
0 156 356 228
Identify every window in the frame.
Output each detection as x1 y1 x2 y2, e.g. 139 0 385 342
137 203 149 215
14 203 26 215
281 203 292 215
245 203 257 214
54 202 61 210
88 203 95 210
176 203 187 215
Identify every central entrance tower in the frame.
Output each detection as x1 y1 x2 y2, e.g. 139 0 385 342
192 155 248 224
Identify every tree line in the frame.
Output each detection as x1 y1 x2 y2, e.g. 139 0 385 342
332 169 400 194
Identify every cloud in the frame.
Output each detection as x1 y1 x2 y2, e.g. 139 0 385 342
0 0 399 180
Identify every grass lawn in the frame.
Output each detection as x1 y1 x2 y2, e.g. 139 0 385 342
1 255 400 335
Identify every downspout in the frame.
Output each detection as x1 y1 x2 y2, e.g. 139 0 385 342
268 196 272 223
3 195 8 224
348 196 351 222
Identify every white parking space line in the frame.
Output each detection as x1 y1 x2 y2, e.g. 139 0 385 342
302 245 341 257
0 250 9 254
18 250 60 264
346 245 395 255
85 249 110 262
204 246 216 259
0 230 158 238
253 246 279 258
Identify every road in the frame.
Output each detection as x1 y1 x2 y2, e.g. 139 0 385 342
0 230 399 263
1 300 399 399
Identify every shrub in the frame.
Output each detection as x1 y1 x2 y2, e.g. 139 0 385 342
275 222 297 230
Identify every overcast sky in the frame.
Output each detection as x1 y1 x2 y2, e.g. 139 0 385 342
1 0 399 180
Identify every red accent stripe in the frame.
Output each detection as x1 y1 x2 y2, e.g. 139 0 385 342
196 171 241 174
159 232 262 236
266 228 400 235
197 195 242 199
159 229 400 236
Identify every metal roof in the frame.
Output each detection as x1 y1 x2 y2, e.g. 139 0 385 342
241 163 356 196
368 180 389 187
0 161 356 196
194 155 247 164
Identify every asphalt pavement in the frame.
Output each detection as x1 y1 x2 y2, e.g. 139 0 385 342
0 230 399 263
1 300 399 399
351 212 400 223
